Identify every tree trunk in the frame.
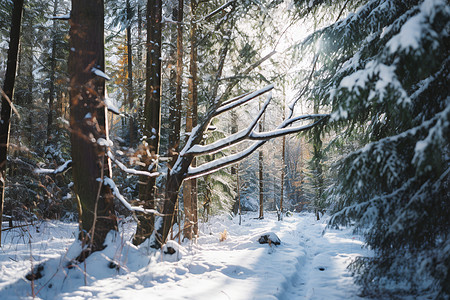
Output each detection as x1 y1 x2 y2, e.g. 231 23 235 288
126 0 135 146
258 103 264 219
134 0 162 246
279 100 286 221
312 102 323 220
136 2 143 107
0 0 24 247
166 0 183 239
69 0 117 258
168 0 182 162
47 0 59 146
183 0 198 240
230 110 241 215
237 163 241 225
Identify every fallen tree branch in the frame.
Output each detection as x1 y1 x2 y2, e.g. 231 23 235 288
34 160 72 175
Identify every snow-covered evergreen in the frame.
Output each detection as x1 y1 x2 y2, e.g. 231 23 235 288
298 0 449 297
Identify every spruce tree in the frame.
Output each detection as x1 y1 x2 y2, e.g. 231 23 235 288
294 0 449 297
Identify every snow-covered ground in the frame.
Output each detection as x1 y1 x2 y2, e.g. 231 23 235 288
0 212 371 299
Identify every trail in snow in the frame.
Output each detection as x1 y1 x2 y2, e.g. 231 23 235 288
279 215 368 300
0 212 371 299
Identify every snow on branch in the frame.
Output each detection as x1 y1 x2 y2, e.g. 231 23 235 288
249 117 328 140
186 92 272 156
34 160 72 175
184 84 329 179
48 13 70 20
103 177 163 216
105 97 122 115
91 67 110 81
171 83 329 180
107 151 159 177
203 0 235 21
186 115 327 179
186 141 262 179
281 113 329 127
215 84 274 116
217 91 251 108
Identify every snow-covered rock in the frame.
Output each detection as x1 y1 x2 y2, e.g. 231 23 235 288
162 240 184 262
258 232 281 245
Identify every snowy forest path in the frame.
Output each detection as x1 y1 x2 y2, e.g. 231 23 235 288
278 214 370 300
0 212 371 299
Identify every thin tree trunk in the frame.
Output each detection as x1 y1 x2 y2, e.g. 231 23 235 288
237 163 241 225
136 2 143 107
126 0 134 146
168 0 182 161
313 102 323 220
165 1 183 240
0 0 24 247
183 0 198 240
279 101 286 221
69 0 117 259
47 0 59 145
134 0 162 246
175 0 183 143
258 103 264 219
231 110 239 215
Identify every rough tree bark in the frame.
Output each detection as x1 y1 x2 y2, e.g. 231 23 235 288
46 0 59 146
69 0 117 259
134 0 162 246
183 0 199 240
0 0 24 247
168 0 182 161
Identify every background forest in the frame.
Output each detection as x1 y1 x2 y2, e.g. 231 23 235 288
0 0 448 298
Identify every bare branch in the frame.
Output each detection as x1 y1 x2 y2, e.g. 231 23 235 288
216 91 251 108
204 0 235 21
107 151 159 177
288 54 319 117
282 113 329 127
186 92 272 156
0 87 21 120
218 51 277 102
185 108 329 179
186 141 263 179
249 116 328 140
242 50 277 76
215 84 274 116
